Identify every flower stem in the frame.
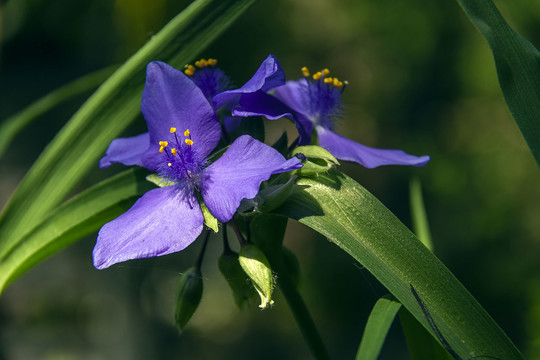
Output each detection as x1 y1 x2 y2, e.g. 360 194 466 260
195 230 211 270
268 250 330 360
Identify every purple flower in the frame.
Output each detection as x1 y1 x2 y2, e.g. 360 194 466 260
93 61 302 269
233 66 430 169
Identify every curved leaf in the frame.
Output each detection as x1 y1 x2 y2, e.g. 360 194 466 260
0 168 153 293
275 170 523 360
356 294 402 360
456 0 540 166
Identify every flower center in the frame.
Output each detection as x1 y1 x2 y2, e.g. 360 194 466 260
184 58 232 103
156 127 204 188
298 66 348 130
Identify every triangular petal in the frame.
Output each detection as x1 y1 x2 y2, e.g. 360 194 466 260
201 135 302 222
99 133 150 168
212 55 285 110
141 61 221 163
317 126 430 168
93 186 204 269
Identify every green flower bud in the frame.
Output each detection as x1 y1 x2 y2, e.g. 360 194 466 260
218 251 257 309
291 145 339 176
174 266 203 331
239 244 275 309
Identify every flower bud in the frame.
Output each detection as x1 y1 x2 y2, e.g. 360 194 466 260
174 266 203 331
218 251 257 309
239 244 275 309
291 145 339 176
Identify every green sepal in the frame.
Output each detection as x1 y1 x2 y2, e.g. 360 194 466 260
145 173 175 188
239 244 275 309
218 250 257 309
291 145 339 176
237 175 298 215
198 200 219 233
174 266 203 331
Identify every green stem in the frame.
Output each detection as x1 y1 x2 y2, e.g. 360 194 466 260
268 250 330 360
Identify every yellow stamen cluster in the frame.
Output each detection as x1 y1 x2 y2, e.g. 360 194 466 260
184 129 190 136
184 58 217 76
158 140 168 153
170 127 176 133
184 65 195 76
185 139 194 146
303 67 345 87
171 148 177 156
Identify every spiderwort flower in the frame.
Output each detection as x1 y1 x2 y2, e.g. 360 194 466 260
93 61 302 269
233 66 430 168
184 55 285 134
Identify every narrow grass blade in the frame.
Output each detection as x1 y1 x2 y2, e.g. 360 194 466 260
456 0 540 166
0 66 116 158
0 168 153 293
355 294 402 360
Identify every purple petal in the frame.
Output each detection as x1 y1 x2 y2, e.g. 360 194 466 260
99 133 150 168
141 61 221 163
93 186 203 269
272 80 310 115
201 135 302 222
232 91 314 145
212 55 285 110
316 126 430 168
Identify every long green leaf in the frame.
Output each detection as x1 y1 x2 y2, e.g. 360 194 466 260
456 0 540 166
0 168 153 293
0 0 255 259
355 294 402 360
0 66 116 158
275 170 523 360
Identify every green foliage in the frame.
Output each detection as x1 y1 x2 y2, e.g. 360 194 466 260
275 170 523 360
456 0 540 166
355 295 402 360
0 168 153 293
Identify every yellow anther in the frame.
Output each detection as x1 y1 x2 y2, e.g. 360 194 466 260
184 129 190 137
159 146 165 153
324 77 333 84
322 68 330 76
168 162 172 167
169 127 176 133
313 72 322 80
301 66 310 77
171 148 177 156
195 59 208 68
208 58 217 66
159 141 168 147
184 65 195 76
333 78 343 87
185 139 194 146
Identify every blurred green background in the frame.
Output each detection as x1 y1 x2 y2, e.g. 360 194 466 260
1 0 539 359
